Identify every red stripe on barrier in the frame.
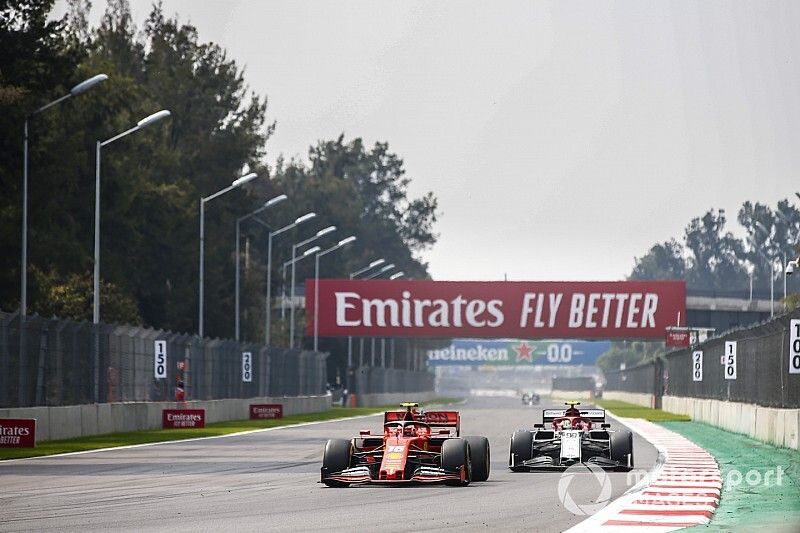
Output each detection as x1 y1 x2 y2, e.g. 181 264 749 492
602 520 698 527
619 509 713 518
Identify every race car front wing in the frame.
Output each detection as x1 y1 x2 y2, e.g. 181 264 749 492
321 465 467 485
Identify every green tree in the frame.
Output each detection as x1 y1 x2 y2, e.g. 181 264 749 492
0 0 83 312
629 239 686 281
684 209 748 290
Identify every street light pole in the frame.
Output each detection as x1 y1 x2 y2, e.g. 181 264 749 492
314 236 357 352
235 195 288 341
21 74 108 319
264 212 316 347
96 110 171 325
20 76 110 407
289 226 336 347
364 263 396 280
754 222 776 317
198 171 259 338
281 246 321 346
346 258 386 369
93 108 170 404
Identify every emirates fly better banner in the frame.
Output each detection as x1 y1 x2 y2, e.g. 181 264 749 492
305 280 686 339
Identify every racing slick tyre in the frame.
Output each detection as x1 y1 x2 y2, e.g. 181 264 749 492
322 438 353 487
441 438 472 486
463 436 490 482
610 430 634 470
509 430 533 472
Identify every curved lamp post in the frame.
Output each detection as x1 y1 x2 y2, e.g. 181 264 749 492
364 263 395 280
198 171 259 338
313 236 357 351
93 108 170 403
235 194 287 341
21 73 109 318
289 225 336 347
96 110 171 324
263 212 316 346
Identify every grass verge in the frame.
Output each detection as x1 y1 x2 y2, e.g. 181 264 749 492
661 420 800 531
596 399 691 422
0 398 462 461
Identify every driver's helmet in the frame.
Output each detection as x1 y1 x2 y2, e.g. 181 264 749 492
403 423 417 437
562 419 572 429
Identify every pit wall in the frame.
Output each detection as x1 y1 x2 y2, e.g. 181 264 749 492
662 396 799 451
355 391 436 408
0 395 332 443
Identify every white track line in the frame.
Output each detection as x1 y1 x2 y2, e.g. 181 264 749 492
0 412 385 464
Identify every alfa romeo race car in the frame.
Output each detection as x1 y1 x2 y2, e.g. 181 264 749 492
320 403 490 487
508 401 633 471
521 391 541 406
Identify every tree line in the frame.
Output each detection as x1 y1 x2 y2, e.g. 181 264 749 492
0 0 439 356
629 201 800 293
597 200 800 371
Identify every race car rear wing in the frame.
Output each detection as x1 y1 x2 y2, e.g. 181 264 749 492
542 409 605 424
384 410 461 436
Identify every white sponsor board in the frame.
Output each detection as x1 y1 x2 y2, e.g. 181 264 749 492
692 350 703 382
242 351 252 383
790 319 800 375
154 340 167 379
724 341 737 380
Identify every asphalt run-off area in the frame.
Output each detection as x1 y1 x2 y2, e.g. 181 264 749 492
0 397 658 532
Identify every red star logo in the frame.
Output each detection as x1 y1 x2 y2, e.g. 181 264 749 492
513 342 534 363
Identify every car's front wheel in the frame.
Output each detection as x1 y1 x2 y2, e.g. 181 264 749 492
610 430 634 469
321 438 353 487
509 430 533 472
463 436 490 481
442 438 471 486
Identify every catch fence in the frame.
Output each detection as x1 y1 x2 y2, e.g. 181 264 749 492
603 308 800 408
0 311 327 407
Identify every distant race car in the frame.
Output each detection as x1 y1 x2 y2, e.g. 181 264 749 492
320 403 490 487
508 401 634 471
521 392 541 406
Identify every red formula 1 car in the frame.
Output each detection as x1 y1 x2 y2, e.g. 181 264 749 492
320 403 490 487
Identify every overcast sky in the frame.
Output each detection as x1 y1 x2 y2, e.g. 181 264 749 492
55 0 800 281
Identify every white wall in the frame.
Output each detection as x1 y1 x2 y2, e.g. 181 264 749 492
662 396 799 451
602 391 654 408
0 395 332 443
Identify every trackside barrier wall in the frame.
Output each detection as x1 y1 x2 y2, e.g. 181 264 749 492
550 376 596 401
602 308 800 449
0 311 327 407
353 366 434 395
0 395 332 442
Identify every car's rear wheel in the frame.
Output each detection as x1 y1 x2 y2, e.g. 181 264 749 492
442 438 471 486
610 430 634 469
463 436 490 481
509 430 533 471
322 438 352 487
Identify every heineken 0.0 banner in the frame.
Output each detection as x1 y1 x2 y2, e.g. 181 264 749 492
426 339 611 366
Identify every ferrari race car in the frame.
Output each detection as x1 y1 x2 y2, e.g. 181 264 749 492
321 403 490 487
508 401 634 471
521 391 541 406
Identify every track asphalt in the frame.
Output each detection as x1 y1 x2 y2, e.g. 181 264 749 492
0 397 657 532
